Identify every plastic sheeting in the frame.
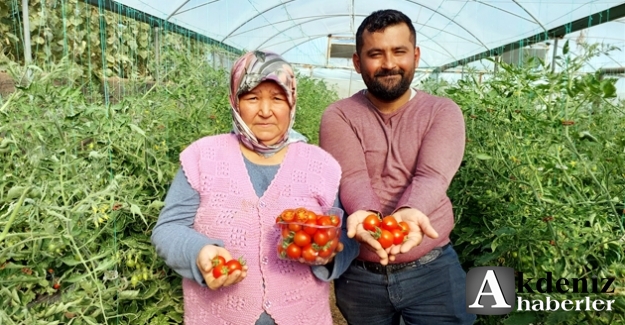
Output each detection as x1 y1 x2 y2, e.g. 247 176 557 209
111 0 624 96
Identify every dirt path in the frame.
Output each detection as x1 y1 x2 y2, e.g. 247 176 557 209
330 281 347 325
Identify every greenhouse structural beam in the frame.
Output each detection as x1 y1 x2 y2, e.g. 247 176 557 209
432 3 625 73
84 0 242 55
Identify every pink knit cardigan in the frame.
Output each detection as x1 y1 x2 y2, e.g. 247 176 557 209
179 134 341 325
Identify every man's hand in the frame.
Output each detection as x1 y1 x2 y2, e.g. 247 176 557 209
346 210 390 265
389 208 439 257
196 245 248 290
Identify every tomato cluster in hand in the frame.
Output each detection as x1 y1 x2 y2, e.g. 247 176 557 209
364 214 409 249
211 256 245 278
276 207 341 265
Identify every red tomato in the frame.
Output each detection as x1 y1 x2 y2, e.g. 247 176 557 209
212 256 226 268
329 237 339 251
281 227 292 239
286 243 301 259
306 211 317 223
363 214 381 232
313 230 330 246
391 228 406 245
377 229 394 249
212 265 229 278
281 209 295 222
295 208 308 223
316 216 333 227
325 228 338 240
53 282 61 290
398 221 410 234
303 220 318 235
381 216 399 231
226 259 243 273
329 215 340 227
318 245 333 258
277 245 286 258
301 244 318 262
288 223 302 232
293 230 311 247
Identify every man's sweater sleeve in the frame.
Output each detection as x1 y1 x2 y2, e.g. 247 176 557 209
151 168 224 286
394 100 466 216
319 106 382 215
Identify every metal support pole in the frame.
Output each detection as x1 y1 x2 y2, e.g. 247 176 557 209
21 0 32 64
551 37 559 73
154 26 160 82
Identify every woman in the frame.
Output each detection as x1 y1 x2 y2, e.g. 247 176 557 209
151 50 359 325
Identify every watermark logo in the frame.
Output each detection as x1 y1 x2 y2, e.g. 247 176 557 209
466 267 516 315
466 267 616 315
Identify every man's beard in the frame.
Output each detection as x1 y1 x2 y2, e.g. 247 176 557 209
362 68 413 102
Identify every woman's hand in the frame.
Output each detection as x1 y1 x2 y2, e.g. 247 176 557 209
196 245 248 290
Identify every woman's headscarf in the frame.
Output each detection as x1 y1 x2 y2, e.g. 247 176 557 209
229 50 306 157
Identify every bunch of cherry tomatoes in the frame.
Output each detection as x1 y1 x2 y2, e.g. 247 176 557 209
211 256 245 278
275 207 341 265
363 214 410 249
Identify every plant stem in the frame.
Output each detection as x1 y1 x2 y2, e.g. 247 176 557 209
0 187 30 243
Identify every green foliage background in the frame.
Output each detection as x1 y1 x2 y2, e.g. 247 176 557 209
0 1 624 325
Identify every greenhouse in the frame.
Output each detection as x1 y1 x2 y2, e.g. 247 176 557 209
1 1 624 324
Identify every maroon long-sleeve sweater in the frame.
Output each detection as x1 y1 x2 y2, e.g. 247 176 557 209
319 89 466 263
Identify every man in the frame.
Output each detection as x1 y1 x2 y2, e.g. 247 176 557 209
319 9 476 325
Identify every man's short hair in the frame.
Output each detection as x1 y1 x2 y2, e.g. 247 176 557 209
355 9 416 55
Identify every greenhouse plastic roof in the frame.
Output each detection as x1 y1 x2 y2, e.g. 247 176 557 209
111 0 624 68
110 0 624 97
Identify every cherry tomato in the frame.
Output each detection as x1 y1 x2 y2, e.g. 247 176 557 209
398 221 410 234
286 243 301 259
301 244 318 262
363 214 381 232
212 265 229 278
226 259 243 273
377 229 394 249
295 208 308 223
303 220 318 235
53 282 61 290
316 216 333 227
391 228 406 245
281 227 293 238
306 211 317 223
329 237 339 251
288 223 302 232
381 216 399 231
329 215 340 227
325 228 338 240
318 245 334 258
212 256 226 268
313 230 330 246
293 230 311 247
281 209 295 222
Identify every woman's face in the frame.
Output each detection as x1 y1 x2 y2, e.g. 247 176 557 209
238 81 291 146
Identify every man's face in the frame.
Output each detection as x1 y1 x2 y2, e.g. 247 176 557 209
353 23 420 102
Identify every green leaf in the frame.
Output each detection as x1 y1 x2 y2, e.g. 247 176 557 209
503 311 537 325
129 123 145 136
563 40 569 55
545 310 575 324
601 80 616 98
130 203 148 225
494 227 516 236
475 153 493 160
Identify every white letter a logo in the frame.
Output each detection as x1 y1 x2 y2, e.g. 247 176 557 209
468 270 511 308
